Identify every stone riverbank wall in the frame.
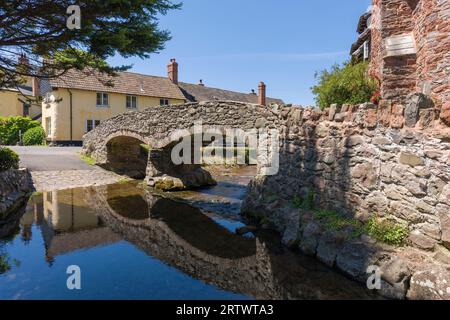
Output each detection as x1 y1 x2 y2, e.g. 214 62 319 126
242 100 450 299
0 169 32 219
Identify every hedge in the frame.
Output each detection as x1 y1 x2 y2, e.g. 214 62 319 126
0 116 41 145
312 61 378 109
23 126 46 146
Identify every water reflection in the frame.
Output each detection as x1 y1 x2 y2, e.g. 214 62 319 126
0 183 378 300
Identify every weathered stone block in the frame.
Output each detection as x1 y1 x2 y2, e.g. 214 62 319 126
407 267 450 300
405 93 434 127
328 104 341 121
299 221 321 256
380 257 411 286
418 108 437 129
364 108 378 129
438 204 450 250
399 152 424 167
440 102 450 126
316 230 346 267
336 241 374 282
433 245 450 265
408 230 437 251
334 112 347 122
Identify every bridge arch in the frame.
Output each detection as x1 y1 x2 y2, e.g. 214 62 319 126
82 101 278 190
101 131 151 179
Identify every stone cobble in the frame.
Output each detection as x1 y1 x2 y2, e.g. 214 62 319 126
31 169 123 192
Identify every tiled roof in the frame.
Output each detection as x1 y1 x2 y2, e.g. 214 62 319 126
0 85 33 96
179 82 284 105
47 69 285 105
357 12 372 34
48 69 187 100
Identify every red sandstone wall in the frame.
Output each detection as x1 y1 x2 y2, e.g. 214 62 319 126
369 0 418 103
413 0 450 107
369 0 383 84
369 0 449 105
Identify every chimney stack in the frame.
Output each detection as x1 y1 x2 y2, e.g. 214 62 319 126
167 58 178 84
32 77 40 97
198 79 205 86
18 53 29 66
258 81 266 106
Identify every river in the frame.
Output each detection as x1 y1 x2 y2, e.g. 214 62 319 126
0 166 378 299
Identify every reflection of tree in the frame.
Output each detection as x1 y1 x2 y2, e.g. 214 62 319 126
0 227 22 274
0 247 20 274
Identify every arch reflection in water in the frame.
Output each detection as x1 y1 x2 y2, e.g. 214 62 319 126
1 183 378 299
84 183 377 300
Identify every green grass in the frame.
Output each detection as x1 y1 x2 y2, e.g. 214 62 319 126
292 188 316 210
80 154 95 166
310 209 409 245
313 210 364 239
117 178 133 184
140 144 150 152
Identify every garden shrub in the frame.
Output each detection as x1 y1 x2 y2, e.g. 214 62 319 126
22 126 46 146
312 61 378 109
0 147 19 171
0 116 41 145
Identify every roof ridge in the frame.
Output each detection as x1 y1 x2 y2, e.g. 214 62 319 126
179 81 282 100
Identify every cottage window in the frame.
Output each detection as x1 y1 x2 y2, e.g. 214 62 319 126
126 95 138 109
160 99 169 106
96 92 109 107
45 117 52 137
86 119 101 132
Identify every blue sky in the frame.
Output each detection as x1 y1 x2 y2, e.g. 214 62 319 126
109 0 371 106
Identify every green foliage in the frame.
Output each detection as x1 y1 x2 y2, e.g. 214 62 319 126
0 0 182 88
0 116 41 145
366 216 409 246
311 209 409 245
80 154 95 166
312 61 378 109
22 126 46 146
292 188 316 210
0 147 19 171
313 210 364 239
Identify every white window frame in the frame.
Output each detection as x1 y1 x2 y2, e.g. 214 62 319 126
86 119 100 133
126 95 138 109
96 92 109 108
160 98 169 106
45 117 52 137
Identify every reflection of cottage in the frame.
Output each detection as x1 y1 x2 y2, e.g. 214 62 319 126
20 190 120 263
352 1 450 105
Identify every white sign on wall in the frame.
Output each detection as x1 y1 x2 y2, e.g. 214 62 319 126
385 33 417 57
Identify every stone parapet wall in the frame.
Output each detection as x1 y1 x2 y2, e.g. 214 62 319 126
242 102 450 299
0 169 32 219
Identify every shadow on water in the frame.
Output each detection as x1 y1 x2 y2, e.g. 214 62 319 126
0 182 379 299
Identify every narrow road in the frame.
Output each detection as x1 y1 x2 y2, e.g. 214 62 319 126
8 146 93 171
7 146 122 192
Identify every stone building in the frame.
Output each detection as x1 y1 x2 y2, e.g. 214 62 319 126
352 0 450 107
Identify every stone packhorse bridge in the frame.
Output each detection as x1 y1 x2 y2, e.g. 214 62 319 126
82 101 279 190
